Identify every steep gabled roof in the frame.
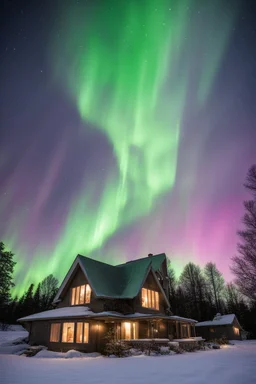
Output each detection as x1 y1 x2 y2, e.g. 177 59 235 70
53 253 169 306
195 314 240 327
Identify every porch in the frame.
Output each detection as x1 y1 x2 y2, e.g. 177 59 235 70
104 317 197 342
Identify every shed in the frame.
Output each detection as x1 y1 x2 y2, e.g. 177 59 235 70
195 313 243 341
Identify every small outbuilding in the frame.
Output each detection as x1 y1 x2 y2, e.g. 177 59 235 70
195 313 243 341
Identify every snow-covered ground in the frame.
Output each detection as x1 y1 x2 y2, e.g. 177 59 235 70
1 336 256 384
0 325 28 345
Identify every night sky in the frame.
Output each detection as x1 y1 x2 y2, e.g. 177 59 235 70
1 0 256 296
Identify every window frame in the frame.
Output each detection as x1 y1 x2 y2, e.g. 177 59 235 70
50 323 61 342
71 284 91 306
62 322 75 343
121 322 138 340
141 288 160 310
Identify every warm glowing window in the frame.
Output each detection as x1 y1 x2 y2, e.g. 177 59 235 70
141 288 159 310
210 328 214 333
62 322 75 342
50 323 60 342
121 322 138 340
76 322 83 343
71 284 91 305
85 285 91 303
83 323 89 343
233 327 240 335
79 285 85 304
76 322 89 343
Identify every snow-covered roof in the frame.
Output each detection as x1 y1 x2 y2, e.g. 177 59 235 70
169 315 197 323
196 314 237 327
18 306 197 323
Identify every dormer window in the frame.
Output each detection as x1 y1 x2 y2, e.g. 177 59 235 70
71 284 91 305
141 288 159 310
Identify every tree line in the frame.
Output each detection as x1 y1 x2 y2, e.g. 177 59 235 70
0 242 58 328
0 165 256 336
167 165 256 338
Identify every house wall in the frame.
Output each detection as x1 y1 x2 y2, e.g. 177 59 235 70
28 319 108 353
196 324 241 340
56 266 105 313
133 271 167 315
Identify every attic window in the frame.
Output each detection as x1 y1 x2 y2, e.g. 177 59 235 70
141 288 159 310
71 284 91 305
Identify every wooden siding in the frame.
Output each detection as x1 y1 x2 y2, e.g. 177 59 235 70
56 265 105 313
26 317 195 352
28 319 107 353
196 323 242 341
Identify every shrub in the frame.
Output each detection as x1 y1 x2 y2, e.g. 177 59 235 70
181 342 200 352
103 328 131 357
168 343 184 354
159 346 170 355
209 337 229 345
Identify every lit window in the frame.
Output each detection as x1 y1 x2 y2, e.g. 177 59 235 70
233 327 240 335
76 322 83 343
85 284 91 303
141 288 159 310
141 288 148 307
75 286 80 305
121 322 138 340
83 323 89 343
50 323 60 342
79 285 85 304
210 328 214 333
62 322 75 342
71 284 91 305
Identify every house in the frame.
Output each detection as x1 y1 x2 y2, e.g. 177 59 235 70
18 253 198 352
195 313 243 341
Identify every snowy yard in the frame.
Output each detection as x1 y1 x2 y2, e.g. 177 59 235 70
0 336 256 384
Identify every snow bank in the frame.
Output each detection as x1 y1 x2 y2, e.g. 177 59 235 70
33 349 101 359
0 343 29 355
2 341 255 384
0 330 28 344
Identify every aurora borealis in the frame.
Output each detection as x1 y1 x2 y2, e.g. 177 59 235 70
1 0 256 296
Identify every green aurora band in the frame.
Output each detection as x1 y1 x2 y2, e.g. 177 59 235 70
9 0 237 296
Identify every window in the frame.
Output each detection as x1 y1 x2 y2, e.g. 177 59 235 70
210 328 214 333
71 284 91 305
83 323 89 343
233 327 240 335
50 323 60 342
76 322 83 343
121 322 138 340
76 322 89 343
141 288 159 310
62 322 75 342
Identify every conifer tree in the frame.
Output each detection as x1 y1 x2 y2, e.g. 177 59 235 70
0 242 16 324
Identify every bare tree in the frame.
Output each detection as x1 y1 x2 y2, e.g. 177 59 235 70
40 274 59 310
231 165 256 302
204 262 225 313
179 263 207 320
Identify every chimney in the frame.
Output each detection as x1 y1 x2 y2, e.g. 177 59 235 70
148 253 153 257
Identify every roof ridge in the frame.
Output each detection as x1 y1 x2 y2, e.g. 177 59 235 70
116 253 166 267
77 254 116 269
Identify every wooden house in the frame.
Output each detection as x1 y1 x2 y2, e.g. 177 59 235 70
195 313 243 341
18 253 198 352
